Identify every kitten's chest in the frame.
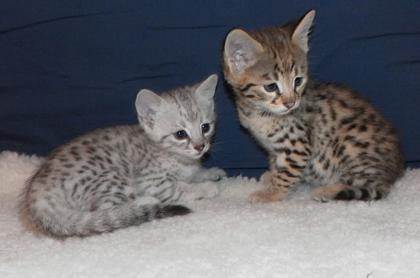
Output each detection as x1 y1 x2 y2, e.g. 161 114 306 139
156 156 198 181
245 116 276 150
239 110 292 151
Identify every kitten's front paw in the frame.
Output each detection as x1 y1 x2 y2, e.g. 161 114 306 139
197 182 221 199
249 189 287 203
178 182 221 202
197 167 227 182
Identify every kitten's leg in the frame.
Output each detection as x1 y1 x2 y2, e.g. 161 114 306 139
260 170 272 185
191 167 227 183
175 181 221 202
250 148 309 203
141 178 220 205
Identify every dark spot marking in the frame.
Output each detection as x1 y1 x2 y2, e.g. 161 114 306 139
360 188 371 200
245 94 256 99
358 125 367 132
276 137 285 143
354 141 370 148
305 106 314 113
346 124 357 131
289 163 306 170
330 107 337 121
319 153 325 163
340 116 357 125
296 124 305 131
344 135 355 141
274 148 291 155
323 159 330 170
239 83 256 92
292 149 308 156
337 145 346 157
335 189 355 200
278 170 299 178
338 99 349 109
286 157 297 164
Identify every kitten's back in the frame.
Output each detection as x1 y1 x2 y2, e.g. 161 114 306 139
19 125 190 238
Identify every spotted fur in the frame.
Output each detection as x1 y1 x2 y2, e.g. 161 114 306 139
20 74 226 238
222 10 404 202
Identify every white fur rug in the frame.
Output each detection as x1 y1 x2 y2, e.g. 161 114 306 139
0 151 420 278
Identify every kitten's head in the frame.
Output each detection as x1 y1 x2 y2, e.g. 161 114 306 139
222 10 315 115
136 74 218 160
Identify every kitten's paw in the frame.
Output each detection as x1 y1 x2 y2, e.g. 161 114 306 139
249 189 287 203
196 182 221 199
311 184 347 202
197 167 227 182
178 182 221 202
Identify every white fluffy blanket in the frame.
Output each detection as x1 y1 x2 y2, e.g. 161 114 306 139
0 151 419 278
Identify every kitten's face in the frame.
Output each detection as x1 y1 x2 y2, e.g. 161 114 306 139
136 74 218 160
223 10 315 116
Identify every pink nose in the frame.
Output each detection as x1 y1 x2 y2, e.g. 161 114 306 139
284 101 295 109
193 144 205 152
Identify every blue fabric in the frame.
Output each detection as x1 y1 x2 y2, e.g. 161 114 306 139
1 0 419 175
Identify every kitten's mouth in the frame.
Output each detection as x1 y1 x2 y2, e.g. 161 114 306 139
267 101 300 115
191 145 209 159
191 152 205 159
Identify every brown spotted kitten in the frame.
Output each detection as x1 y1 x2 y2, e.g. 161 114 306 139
20 74 226 237
222 10 404 202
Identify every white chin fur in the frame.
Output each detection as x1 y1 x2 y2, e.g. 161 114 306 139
267 106 290 115
267 101 300 115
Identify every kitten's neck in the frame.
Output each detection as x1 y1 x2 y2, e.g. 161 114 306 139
175 155 202 166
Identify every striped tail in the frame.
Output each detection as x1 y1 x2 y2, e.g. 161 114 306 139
334 187 386 201
25 201 191 238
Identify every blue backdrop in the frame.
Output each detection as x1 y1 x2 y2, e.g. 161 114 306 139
1 1 419 176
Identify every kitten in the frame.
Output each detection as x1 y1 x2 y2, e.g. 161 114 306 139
20 74 226 237
222 10 404 202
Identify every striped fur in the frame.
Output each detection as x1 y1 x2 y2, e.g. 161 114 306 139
20 74 226 238
222 10 404 202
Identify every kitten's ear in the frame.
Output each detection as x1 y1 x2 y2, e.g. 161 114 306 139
135 89 167 129
224 29 263 74
292 10 316 53
195 74 218 102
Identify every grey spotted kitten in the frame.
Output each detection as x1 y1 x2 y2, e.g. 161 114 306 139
222 10 404 202
20 74 226 237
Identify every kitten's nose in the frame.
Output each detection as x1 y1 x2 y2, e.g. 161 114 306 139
284 100 295 109
193 144 205 152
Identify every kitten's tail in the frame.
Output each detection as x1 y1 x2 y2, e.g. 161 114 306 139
333 186 388 201
22 200 191 238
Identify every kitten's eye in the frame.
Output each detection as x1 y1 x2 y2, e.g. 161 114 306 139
201 123 210 134
294 77 303 88
174 130 188 140
263 83 278 92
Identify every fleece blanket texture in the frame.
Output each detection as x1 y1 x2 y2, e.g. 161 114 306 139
0 151 419 278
